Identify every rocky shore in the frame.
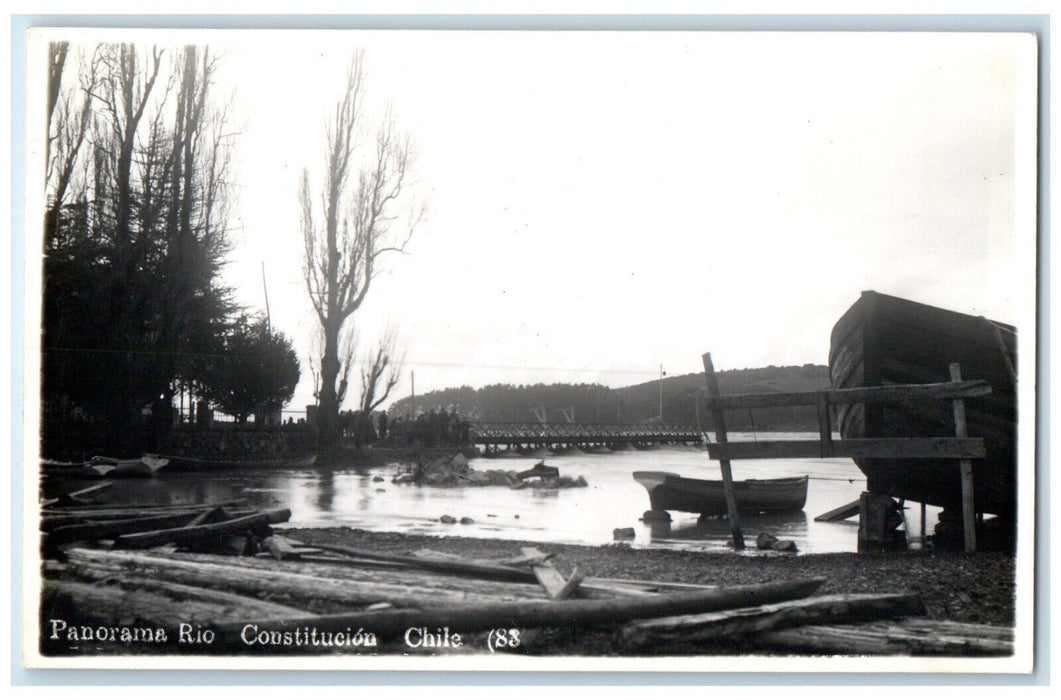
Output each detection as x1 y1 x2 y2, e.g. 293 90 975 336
285 527 1017 654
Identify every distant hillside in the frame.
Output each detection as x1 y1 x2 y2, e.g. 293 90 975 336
388 364 830 431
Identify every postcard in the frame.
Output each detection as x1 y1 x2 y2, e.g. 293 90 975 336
19 26 1039 673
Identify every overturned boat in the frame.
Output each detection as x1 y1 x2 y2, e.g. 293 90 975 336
829 291 1017 518
633 471 809 516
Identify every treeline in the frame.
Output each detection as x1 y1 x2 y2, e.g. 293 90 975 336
387 364 831 431
41 43 299 460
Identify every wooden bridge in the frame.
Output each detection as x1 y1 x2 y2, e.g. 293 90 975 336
469 422 703 450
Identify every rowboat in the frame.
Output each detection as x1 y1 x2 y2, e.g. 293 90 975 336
633 471 809 516
84 455 169 478
143 453 318 472
829 290 1017 518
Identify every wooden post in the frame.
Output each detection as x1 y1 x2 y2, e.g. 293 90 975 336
949 362 977 553
702 353 744 550
816 394 834 457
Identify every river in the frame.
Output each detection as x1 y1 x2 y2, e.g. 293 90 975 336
42 434 942 554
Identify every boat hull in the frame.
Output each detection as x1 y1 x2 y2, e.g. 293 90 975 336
633 471 809 516
829 291 1017 517
145 453 318 472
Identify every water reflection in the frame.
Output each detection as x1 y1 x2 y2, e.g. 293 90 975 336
40 443 887 553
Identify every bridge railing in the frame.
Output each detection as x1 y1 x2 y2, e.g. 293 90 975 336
468 421 703 442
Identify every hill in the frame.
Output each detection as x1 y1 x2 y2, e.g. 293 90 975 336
387 364 830 431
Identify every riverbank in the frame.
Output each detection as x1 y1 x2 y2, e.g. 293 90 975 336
286 526 1017 654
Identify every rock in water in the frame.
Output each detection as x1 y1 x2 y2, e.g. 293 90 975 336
439 515 457 524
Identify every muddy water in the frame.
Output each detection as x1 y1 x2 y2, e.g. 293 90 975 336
41 435 941 554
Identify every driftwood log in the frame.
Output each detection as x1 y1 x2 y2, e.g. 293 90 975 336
619 593 926 650
758 619 1014 656
58 548 550 608
214 577 827 643
113 508 291 549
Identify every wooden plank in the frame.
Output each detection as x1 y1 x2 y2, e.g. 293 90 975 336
45 510 230 545
950 363 978 553
40 481 115 507
814 499 862 522
215 578 827 643
521 547 583 600
113 508 291 549
703 353 744 550
706 437 986 461
619 593 926 650
703 379 991 411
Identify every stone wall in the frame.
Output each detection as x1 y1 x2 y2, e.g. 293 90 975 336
161 426 316 459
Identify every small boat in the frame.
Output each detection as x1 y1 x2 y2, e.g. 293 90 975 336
144 453 318 472
84 455 169 478
829 291 1017 518
633 471 809 516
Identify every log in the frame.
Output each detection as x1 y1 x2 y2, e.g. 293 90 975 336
619 593 925 650
41 579 295 629
113 508 291 549
60 548 548 607
758 619 1013 656
45 562 313 619
214 577 827 643
310 542 544 582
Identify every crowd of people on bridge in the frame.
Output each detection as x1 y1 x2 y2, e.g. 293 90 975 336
380 407 472 448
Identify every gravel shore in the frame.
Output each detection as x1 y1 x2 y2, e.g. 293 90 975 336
286 527 1017 654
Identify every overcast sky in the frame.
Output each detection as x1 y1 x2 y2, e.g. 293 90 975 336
30 29 1038 412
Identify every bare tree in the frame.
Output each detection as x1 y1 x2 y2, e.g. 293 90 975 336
359 325 404 417
301 52 420 453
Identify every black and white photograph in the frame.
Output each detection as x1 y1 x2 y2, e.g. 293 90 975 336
18 24 1039 673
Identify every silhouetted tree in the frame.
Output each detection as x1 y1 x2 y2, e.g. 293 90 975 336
300 51 422 454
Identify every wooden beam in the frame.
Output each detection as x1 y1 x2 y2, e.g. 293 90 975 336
521 547 583 599
703 353 744 550
703 380 991 411
950 363 978 553
758 619 1014 656
814 499 862 522
706 437 986 461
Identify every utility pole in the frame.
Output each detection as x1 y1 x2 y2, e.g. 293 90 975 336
659 364 665 422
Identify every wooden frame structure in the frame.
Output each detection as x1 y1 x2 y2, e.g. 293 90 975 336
701 353 989 553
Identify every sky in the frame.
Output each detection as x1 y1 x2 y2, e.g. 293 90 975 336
27 29 1039 413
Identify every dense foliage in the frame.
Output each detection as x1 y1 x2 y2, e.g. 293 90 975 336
202 316 301 424
40 42 298 458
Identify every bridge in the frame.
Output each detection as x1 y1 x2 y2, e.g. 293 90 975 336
469 421 704 452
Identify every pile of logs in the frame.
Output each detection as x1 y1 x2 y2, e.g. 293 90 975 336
39 484 1014 657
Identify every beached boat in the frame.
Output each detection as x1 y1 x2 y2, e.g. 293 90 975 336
633 471 809 516
144 453 318 472
83 455 169 478
829 291 1017 518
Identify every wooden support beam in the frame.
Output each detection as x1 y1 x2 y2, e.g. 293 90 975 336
706 437 985 461
817 394 834 457
113 508 291 549
703 380 991 410
950 363 977 554
703 353 744 550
